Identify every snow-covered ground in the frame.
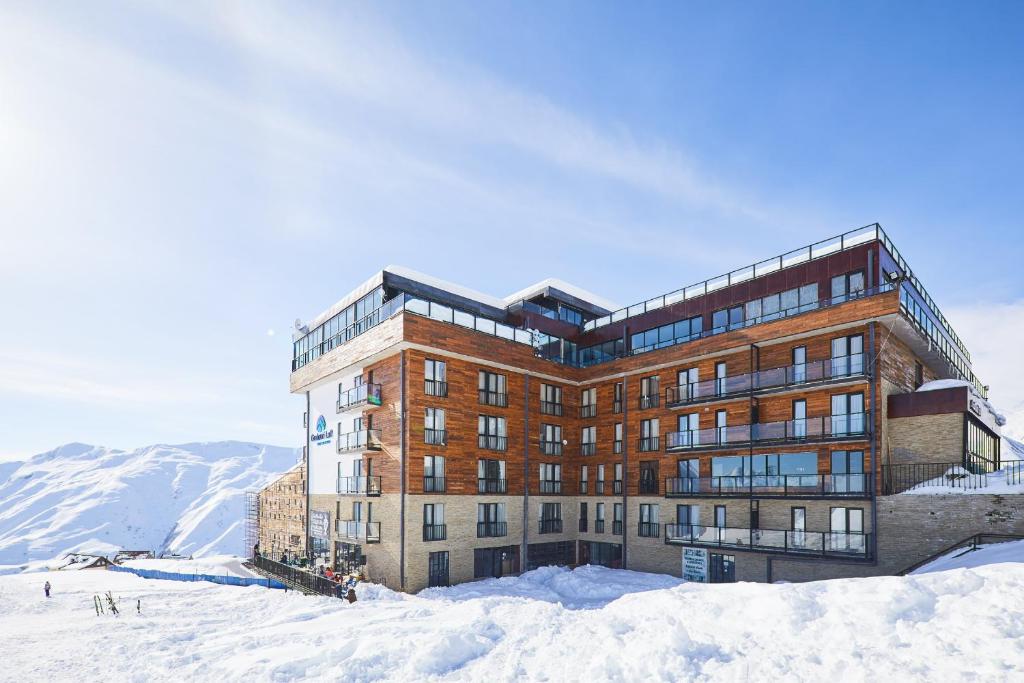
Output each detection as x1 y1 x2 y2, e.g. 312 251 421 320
0 441 298 572
121 555 260 578
912 539 1024 574
3 562 1024 681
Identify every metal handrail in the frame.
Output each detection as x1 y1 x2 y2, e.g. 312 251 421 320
665 474 872 497
664 524 871 557
666 415 869 450
336 383 383 412
336 475 382 495
336 429 383 452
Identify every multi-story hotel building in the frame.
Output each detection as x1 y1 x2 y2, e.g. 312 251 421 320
287 224 1003 590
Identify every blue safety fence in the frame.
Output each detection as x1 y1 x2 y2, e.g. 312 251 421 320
108 563 286 589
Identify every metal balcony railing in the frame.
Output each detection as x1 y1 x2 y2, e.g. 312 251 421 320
666 415 869 451
594 519 605 533
580 404 597 418
422 524 447 542
540 481 562 494
477 521 508 538
665 474 872 497
638 395 660 410
637 437 661 452
596 481 605 494
539 519 563 534
540 440 563 456
479 390 509 407
423 476 446 493
336 476 382 496
612 520 623 535
337 383 383 412
581 442 597 456
477 478 507 494
579 518 589 532
424 428 447 446
478 435 508 451
664 524 871 558
540 401 563 416
665 354 868 407
425 379 448 397
638 522 661 538
337 429 383 452
613 440 623 454
336 520 381 543
579 481 589 494
612 480 623 494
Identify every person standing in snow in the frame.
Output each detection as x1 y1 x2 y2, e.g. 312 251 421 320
44 581 51 598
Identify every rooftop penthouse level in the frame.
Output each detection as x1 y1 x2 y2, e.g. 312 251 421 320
291 224 985 397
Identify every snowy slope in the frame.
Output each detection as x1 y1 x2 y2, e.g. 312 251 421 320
3 562 1024 681
0 441 298 568
912 539 1024 575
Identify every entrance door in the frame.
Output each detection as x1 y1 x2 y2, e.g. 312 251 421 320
428 551 449 587
709 553 736 583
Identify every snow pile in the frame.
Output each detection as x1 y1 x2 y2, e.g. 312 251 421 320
0 441 298 571
2 562 1024 680
912 539 1024 575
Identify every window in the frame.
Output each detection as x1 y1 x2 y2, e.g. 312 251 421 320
613 422 623 454
709 553 736 583
540 383 563 416
474 545 520 579
597 464 606 494
613 503 623 535
712 305 744 333
559 304 583 326
830 507 865 552
675 367 699 403
425 359 447 397
478 459 507 493
579 465 589 494
579 339 625 367
579 502 588 532
580 388 597 418
831 393 865 435
639 375 660 409
423 503 446 541
595 503 606 533
540 424 563 455
581 426 596 456
715 362 727 396
428 551 449 587
613 382 623 413
478 415 508 450
425 408 446 445
629 315 703 355
967 421 1000 468
673 459 700 494
539 502 562 533
715 410 728 444
831 335 864 377
477 503 507 538
613 463 624 494
792 400 806 438
423 455 446 493
831 270 866 303
479 371 508 406
676 504 699 533
539 463 562 494
639 461 659 494
639 418 660 451
831 450 865 493
675 413 700 448
638 504 660 537
714 505 726 529
791 346 807 383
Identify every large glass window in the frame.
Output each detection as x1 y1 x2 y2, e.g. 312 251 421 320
831 393 865 435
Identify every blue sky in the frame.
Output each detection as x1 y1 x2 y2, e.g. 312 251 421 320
2 0 1023 458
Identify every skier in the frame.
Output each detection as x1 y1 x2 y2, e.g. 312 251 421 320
44 581 51 598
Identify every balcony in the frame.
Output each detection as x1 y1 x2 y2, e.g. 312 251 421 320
539 519 563 534
540 440 563 456
540 481 562 494
665 474 872 498
479 390 509 407
540 401 563 416
579 518 589 532
337 475 382 496
423 524 447 542
665 415 869 451
580 404 597 419
638 521 661 538
424 428 447 446
665 354 868 408
594 519 605 533
337 429 382 453
613 440 623 454
596 481 605 494
581 442 596 456
664 524 871 559
612 520 623 535
477 521 508 538
637 437 661 452
423 476 446 493
612 480 623 494
638 395 659 410
478 434 508 451
336 520 381 543
425 379 448 397
337 383 383 412
478 478 507 494
579 481 589 494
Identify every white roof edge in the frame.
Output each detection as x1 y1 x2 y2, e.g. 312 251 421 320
503 278 621 313
383 265 508 310
304 270 385 330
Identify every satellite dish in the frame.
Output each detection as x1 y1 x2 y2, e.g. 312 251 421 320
294 318 303 330
562 439 568 446
886 271 901 282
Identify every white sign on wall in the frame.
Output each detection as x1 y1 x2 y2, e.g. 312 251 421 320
682 548 708 583
310 510 330 541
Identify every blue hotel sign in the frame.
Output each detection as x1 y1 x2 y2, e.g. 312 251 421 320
310 415 334 447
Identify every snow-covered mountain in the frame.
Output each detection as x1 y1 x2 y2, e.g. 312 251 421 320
0 441 299 569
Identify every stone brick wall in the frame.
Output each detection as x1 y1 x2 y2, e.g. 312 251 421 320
257 463 306 559
887 413 963 466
